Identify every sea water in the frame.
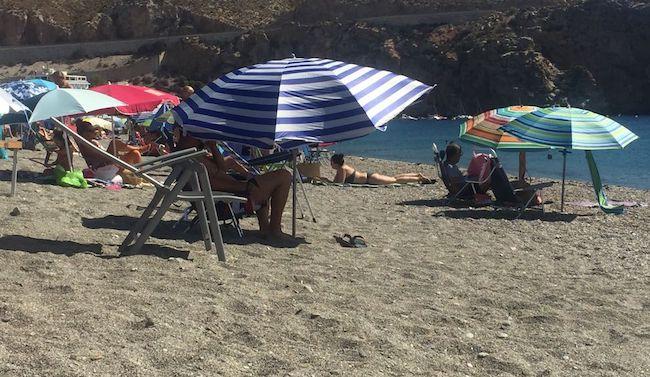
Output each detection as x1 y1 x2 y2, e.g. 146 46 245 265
334 116 650 189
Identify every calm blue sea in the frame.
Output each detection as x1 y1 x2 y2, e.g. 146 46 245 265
334 116 650 189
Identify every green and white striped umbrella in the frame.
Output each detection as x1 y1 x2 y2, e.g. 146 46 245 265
500 107 638 150
501 107 639 212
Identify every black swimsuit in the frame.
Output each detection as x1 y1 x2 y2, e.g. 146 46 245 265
345 170 374 184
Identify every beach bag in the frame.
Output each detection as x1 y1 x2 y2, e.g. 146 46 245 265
467 153 493 191
54 165 88 188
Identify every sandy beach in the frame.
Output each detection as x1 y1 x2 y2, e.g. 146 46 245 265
0 151 648 376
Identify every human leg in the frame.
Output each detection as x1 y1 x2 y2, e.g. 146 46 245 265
248 169 291 235
367 173 397 185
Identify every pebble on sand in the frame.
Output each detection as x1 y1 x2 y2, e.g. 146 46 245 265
9 207 20 216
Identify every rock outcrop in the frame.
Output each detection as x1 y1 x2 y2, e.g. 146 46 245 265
157 0 649 115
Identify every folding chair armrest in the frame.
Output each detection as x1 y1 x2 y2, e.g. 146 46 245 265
138 149 209 174
134 148 203 168
212 192 248 203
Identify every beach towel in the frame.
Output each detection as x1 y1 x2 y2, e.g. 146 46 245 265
585 151 624 215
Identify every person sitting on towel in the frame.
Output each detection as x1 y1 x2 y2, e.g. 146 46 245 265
330 153 434 185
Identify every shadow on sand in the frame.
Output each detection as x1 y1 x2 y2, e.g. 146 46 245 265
0 235 190 260
82 215 308 249
399 199 580 222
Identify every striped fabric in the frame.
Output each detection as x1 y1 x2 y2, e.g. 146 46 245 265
459 106 548 150
501 107 638 150
173 57 434 148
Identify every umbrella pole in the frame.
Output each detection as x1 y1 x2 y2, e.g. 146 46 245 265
112 122 117 157
292 150 297 238
55 117 73 170
560 149 567 212
518 151 527 182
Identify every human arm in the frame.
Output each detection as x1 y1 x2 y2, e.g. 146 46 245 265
205 141 227 171
333 167 346 183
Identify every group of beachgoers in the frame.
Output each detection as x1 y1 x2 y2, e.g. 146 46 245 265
31 84 444 239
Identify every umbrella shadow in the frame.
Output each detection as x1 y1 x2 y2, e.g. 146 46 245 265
82 215 204 244
0 169 55 185
435 209 580 222
82 215 309 249
0 235 103 256
399 198 484 209
0 235 189 260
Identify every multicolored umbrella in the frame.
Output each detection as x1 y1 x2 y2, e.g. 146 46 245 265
500 107 638 150
459 106 546 150
0 79 57 101
500 107 639 211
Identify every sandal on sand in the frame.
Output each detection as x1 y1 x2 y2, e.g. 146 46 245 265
334 234 367 248
420 178 437 185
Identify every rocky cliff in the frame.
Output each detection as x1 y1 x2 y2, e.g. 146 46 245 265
0 0 648 115
0 0 574 45
158 0 650 115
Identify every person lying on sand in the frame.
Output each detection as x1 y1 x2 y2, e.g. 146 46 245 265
330 153 434 185
175 133 292 238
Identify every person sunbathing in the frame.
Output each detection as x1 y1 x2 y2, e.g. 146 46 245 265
175 133 292 238
330 153 434 185
76 119 149 181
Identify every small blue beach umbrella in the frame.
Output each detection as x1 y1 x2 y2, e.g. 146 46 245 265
0 79 57 101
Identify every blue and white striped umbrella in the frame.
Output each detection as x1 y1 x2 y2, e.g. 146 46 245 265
173 57 434 148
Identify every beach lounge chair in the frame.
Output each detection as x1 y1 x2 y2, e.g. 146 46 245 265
432 142 497 202
489 157 554 218
51 117 246 261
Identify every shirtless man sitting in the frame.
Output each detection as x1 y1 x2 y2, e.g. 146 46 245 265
176 133 292 238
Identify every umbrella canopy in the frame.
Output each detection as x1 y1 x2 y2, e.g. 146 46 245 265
459 106 548 150
91 84 180 116
29 89 126 123
173 57 434 148
0 79 57 101
28 79 58 91
0 88 30 115
0 92 48 125
82 116 113 130
500 107 638 150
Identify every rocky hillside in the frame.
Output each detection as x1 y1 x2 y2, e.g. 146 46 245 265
0 0 575 45
157 0 650 115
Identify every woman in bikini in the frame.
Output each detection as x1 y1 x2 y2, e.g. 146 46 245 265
330 153 434 185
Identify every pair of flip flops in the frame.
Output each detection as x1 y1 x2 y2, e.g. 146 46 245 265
334 234 367 248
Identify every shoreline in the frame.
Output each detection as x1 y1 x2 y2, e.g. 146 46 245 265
337 155 650 194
